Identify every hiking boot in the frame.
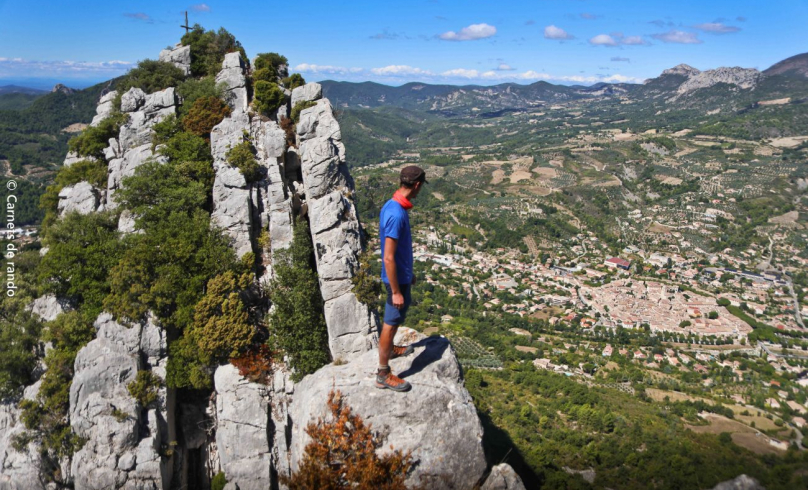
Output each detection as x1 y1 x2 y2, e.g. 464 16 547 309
376 369 412 392
391 344 414 359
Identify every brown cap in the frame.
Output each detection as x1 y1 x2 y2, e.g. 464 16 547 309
400 165 428 185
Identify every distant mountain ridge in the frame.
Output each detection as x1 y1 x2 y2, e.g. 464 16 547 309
763 52 808 79
321 51 808 115
0 84 48 95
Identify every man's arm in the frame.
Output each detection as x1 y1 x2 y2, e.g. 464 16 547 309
384 236 404 309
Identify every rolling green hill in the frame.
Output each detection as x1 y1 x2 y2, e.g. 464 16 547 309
0 81 111 224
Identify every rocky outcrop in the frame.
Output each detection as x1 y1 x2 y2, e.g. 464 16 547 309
296 91 377 359
287 329 486 489
210 111 254 258
57 181 99 216
31 41 500 490
158 44 192 76
52 83 77 95
212 365 271 490
216 52 249 113
711 474 766 490
104 87 176 216
481 464 527 490
290 82 322 107
69 313 172 490
116 87 176 151
677 67 761 95
91 90 119 127
661 63 701 78
28 294 70 322
250 117 293 283
0 381 45 490
267 368 295 485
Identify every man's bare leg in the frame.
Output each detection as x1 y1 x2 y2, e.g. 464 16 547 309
378 322 398 368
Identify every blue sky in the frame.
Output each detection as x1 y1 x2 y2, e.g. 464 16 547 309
0 0 806 89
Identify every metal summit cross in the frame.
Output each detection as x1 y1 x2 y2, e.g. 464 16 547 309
180 11 191 33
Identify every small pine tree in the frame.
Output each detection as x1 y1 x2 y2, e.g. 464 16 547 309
280 390 414 490
283 73 306 90
254 52 289 78
253 81 285 115
266 218 330 379
191 271 254 360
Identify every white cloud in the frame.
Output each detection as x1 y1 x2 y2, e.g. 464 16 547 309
693 22 741 34
601 74 639 83
620 36 648 45
496 63 515 71
0 58 135 78
439 23 496 41
441 68 481 78
437 67 642 84
544 25 574 40
293 61 642 86
589 34 618 46
517 71 550 80
372 65 434 76
191 3 211 12
651 30 702 44
590 33 648 47
294 63 360 75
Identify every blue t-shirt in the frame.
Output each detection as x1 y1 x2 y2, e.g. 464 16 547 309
379 199 413 285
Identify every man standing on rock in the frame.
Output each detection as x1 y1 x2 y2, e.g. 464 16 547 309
376 165 428 392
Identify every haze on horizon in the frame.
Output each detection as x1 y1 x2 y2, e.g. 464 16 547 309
0 0 806 90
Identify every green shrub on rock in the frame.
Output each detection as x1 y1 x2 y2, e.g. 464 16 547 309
116 59 186 96
127 370 163 407
254 52 288 79
104 181 235 329
181 25 247 77
282 73 305 90
176 76 225 117
15 311 96 465
165 271 253 390
226 141 261 182
253 81 285 116
351 249 381 307
211 472 228 490
151 114 183 147
67 112 128 159
40 158 109 229
0 307 42 399
158 130 212 163
155 130 216 193
265 218 331 380
38 212 124 318
190 271 254 360
290 100 317 124
253 67 276 83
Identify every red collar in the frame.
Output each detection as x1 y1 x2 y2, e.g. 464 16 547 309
392 190 413 210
